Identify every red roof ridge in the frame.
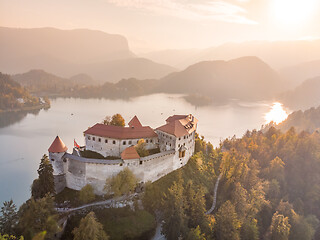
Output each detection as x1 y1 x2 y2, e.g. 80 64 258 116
48 136 68 153
84 123 157 139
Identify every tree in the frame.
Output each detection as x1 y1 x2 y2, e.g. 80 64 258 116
215 201 241 240
72 212 108 240
31 155 55 199
270 212 291 240
110 114 125 127
0 234 24 240
104 168 138 196
17 195 59 240
184 181 207 230
161 181 188 240
186 226 206 240
0 200 18 236
103 116 111 125
79 184 95 204
135 139 149 157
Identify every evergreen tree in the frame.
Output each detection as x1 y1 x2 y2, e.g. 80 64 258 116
17 195 59 240
72 212 108 240
184 181 207 230
215 201 241 240
0 200 18 235
161 181 188 240
31 155 55 199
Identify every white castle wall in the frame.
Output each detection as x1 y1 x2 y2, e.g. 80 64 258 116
59 150 176 195
50 117 196 195
85 134 158 157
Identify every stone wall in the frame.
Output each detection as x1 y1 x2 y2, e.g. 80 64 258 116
60 150 176 195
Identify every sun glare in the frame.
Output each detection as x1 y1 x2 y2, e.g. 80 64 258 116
265 102 288 124
272 0 317 26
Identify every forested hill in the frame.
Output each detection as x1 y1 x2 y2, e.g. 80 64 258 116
142 129 320 240
0 73 43 111
12 70 98 95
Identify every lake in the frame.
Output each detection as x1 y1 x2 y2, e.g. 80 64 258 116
0 94 286 206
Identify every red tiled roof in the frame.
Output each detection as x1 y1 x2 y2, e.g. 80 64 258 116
84 124 157 139
48 136 68 153
128 116 142 128
157 114 198 137
121 146 140 160
166 115 188 123
157 120 189 137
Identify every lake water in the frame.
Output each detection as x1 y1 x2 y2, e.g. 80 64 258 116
0 94 283 206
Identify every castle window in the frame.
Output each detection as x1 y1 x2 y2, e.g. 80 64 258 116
170 137 172 140
105 139 108 143
139 161 143 165
178 144 180 147
113 140 116 144
51 159 55 161
98 138 101 142
88 136 91 140
150 139 153 143
129 140 132 145
123 141 126 145
184 136 186 139
120 163 123 166
182 151 186 157
179 137 181 140
63 159 67 163
93 137 95 141
146 139 149 143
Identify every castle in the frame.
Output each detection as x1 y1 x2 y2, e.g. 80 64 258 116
48 114 198 194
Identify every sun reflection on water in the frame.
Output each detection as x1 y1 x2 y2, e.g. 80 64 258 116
265 102 288 124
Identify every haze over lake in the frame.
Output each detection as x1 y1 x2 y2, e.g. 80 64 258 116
0 94 287 205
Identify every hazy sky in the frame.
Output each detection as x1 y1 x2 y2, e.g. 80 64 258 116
1 0 320 52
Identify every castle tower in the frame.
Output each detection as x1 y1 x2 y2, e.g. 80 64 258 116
48 136 68 193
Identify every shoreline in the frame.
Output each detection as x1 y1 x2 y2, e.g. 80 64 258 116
0 103 50 114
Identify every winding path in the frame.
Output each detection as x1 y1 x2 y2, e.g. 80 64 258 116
55 194 136 213
206 173 222 215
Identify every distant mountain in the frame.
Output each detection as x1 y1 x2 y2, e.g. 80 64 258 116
0 27 176 83
180 40 320 70
282 76 320 110
140 49 200 69
80 57 177 83
12 70 97 94
69 73 98 86
280 59 320 88
157 56 283 102
74 78 158 99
